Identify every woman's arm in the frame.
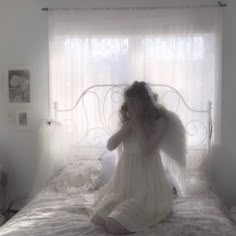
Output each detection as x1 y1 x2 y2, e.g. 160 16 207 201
136 118 167 156
106 122 131 151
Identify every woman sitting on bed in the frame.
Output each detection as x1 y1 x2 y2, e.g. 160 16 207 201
91 81 173 234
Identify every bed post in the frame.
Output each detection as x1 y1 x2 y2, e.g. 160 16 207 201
53 101 58 120
208 101 213 157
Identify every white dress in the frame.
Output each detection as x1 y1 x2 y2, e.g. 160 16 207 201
91 118 173 232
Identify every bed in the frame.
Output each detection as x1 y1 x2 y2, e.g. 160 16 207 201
0 187 235 236
0 84 235 236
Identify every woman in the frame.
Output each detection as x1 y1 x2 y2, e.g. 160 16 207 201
91 81 173 234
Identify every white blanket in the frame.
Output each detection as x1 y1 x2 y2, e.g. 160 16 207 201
0 187 235 236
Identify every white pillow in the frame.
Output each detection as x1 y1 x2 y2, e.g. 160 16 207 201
51 156 102 194
96 151 117 188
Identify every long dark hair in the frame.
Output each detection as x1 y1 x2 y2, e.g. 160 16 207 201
119 81 166 125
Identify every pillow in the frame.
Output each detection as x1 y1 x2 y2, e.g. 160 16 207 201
184 171 211 196
51 155 102 194
96 151 117 188
51 149 182 197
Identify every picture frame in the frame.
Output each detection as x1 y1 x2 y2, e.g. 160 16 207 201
16 111 30 129
7 67 31 104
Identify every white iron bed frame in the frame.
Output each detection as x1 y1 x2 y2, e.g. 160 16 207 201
51 84 213 156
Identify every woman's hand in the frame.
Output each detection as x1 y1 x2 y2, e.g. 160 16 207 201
136 118 168 156
120 121 132 137
130 116 146 137
106 122 132 151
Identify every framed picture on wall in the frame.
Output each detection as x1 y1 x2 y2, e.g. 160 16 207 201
7 67 30 103
16 111 30 129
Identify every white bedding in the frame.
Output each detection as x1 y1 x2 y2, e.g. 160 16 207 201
0 186 235 236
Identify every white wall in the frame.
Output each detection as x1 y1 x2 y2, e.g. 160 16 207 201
0 0 235 205
222 1 236 150
0 0 49 202
216 0 236 206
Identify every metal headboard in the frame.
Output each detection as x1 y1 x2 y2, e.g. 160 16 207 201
52 84 213 157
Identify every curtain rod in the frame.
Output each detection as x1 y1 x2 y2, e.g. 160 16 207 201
41 1 227 11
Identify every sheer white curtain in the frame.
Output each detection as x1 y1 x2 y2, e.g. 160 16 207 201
49 8 222 141
34 8 222 194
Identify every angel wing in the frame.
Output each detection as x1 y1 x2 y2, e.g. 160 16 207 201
159 110 187 167
159 111 211 197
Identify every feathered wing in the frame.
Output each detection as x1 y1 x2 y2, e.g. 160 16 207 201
159 112 210 197
158 110 189 196
160 110 187 167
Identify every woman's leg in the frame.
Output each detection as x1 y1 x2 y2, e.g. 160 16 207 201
105 217 132 235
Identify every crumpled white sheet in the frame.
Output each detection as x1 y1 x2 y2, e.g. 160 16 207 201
0 153 234 236
0 187 235 236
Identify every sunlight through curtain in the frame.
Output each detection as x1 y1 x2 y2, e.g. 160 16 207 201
33 8 222 195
